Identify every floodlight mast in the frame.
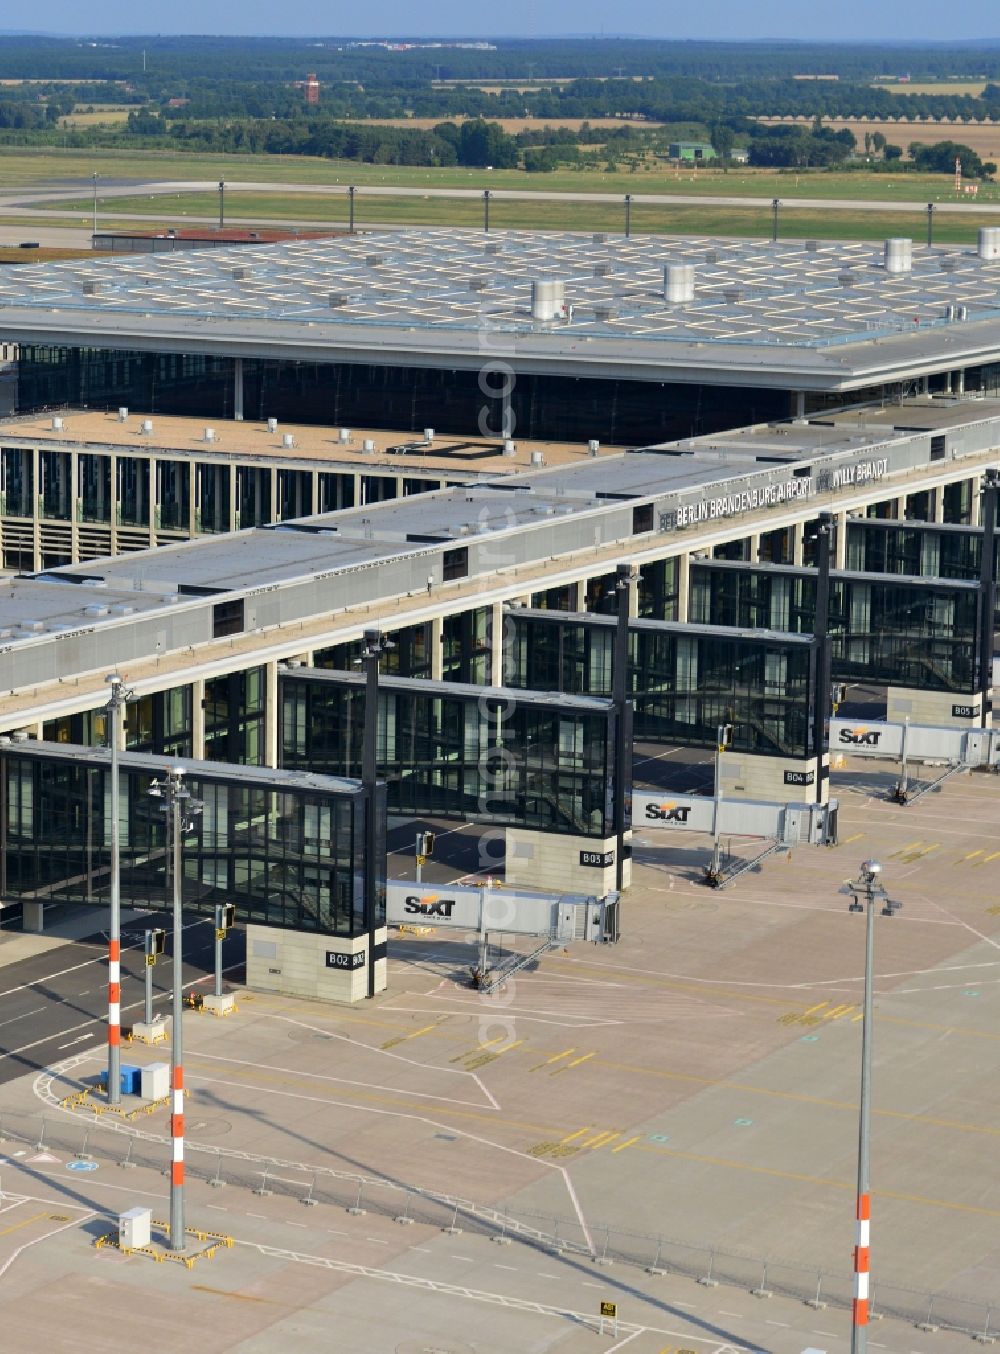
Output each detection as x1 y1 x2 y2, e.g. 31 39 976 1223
357 628 393 997
844 858 900 1354
104 672 133 1107
148 766 202 1252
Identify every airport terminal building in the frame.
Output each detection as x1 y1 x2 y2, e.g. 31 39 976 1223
0 226 997 999
2 228 1000 444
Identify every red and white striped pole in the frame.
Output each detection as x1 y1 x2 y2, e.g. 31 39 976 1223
850 859 882 1354
150 765 199 1252
853 1191 870 1333
105 674 128 1106
171 1064 184 1197
107 937 121 1056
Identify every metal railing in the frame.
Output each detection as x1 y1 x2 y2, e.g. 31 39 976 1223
0 1106 994 1337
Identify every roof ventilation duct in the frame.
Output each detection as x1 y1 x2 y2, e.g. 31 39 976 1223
884 238 913 274
531 279 565 321
664 263 695 303
978 227 1000 260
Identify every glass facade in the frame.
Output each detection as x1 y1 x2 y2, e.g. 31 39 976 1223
846 519 999 584
204 667 266 765
505 609 816 759
16 346 794 444
314 621 434 680
0 447 32 518
281 671 617 839
690 561 983 693
0 744 380 936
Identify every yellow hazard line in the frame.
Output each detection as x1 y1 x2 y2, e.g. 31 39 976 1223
0 1211 48 1238
611 1135 642 1154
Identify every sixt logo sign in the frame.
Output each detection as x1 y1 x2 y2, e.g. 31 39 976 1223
838 726 882 747
644 802 694 824
404 894 457 918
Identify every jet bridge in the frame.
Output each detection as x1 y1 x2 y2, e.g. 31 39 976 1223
631 793 837 846
829 717 1000 803
386 880 614 944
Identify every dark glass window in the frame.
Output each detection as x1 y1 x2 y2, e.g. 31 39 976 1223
205 666 265 765
0 746 372 937
442 547 469 582
280 671 615 839
212 599 245 639
1 447 33 517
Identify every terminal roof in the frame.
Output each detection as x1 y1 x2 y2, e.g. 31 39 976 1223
0 396 987 661
1 230 999 390
0 409 621 476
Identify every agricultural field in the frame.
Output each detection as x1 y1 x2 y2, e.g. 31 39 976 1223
57 104 135 129
337 115 663 131
759 117 1000 160
877 81 987 96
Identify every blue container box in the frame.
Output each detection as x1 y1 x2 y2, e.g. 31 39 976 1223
119 1064 141 1095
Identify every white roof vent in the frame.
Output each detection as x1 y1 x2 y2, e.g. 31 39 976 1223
267 417 278 433
117 406 128 423
204 427 216 443
884 238 913 274
978 227 1000 261
83 604 108 617
531 278 565 321
530 450 545 467
339 428 351 443
423 428 435 442
588 439 600 456
502 439 517 457
51 416 64 431
140 419 153 435
362 438 376 453
282 433 295 449
664 263 695 304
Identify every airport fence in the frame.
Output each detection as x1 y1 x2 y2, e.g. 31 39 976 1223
0 1107 993 1339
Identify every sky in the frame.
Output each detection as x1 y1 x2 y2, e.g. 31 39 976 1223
7 2 1000 42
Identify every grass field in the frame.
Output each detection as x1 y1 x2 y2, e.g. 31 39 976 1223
44 188 1000 243
6 145 997 202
